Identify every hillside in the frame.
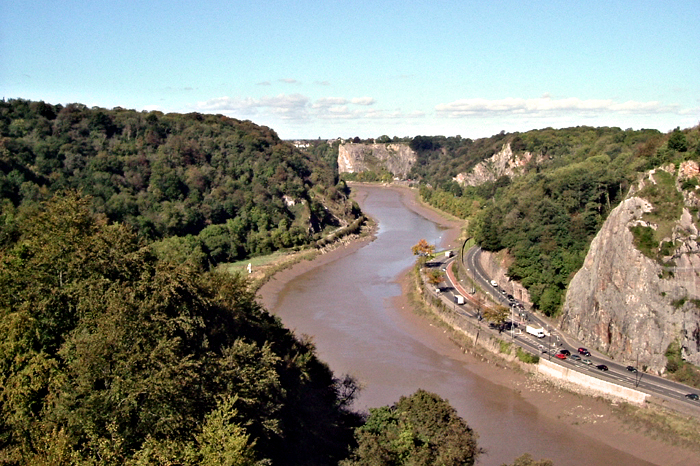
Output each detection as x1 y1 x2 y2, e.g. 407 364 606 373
0 192 362 465
0 99 360 267
560 162 700 373
409 126 699 317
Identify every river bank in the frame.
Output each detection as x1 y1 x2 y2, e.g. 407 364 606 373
257 183 700 465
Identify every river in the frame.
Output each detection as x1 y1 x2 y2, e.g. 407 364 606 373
260 185 658 466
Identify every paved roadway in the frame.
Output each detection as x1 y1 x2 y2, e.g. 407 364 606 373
427 246 700 409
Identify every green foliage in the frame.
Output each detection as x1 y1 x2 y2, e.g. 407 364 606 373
0 192 361 465
419 185 480 219
629 170 684 264
501 453 554 466
0 98 359 267
426 269 444 286
668 127 688 152
664 338 700 388
499 340 513 354
341 389 480 466
414 126 674 316
516 347 539 364
630 225 657 258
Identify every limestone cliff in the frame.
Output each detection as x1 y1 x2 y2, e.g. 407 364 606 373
337 143 416 178
454 143 543 186
560 162 700 373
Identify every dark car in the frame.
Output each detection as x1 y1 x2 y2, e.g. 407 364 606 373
578 347 591 356
626 366 638 372
685 393 699 401
559 349 571 356
555 353 567 360
596 364 609 371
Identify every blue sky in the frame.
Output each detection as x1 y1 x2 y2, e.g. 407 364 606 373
3 1 699 139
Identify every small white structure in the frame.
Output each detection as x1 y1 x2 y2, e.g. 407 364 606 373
247 263 252 274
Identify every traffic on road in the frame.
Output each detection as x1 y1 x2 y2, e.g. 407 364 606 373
427 245 700 409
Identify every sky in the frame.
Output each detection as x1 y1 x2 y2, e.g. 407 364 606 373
2 1 699 140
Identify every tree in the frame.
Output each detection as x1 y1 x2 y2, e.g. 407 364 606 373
412 239 435 267
427 269 444 286
341 389 480 466
0 191 361 465
668 127 688 152
483 305 509 326
411 239 435 257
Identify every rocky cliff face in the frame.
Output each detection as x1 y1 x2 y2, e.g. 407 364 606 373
454 143 543 186
560 162 700 373
337 143 416 178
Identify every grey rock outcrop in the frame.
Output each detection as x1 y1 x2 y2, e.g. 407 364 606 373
560 165 700 373
337 143 416 178
454 143 543 186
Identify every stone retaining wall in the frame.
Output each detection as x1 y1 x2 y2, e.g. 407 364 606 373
419 266 649 405
537 359 648 404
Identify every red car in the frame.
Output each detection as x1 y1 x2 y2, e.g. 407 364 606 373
555 353 567 360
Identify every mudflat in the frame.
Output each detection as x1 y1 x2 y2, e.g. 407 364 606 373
258 183 700 466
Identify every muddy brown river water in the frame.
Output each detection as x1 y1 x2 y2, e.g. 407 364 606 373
260 185 660 466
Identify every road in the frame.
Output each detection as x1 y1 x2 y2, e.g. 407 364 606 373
428 245 700 410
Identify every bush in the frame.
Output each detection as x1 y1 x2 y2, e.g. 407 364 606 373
516 347 540 364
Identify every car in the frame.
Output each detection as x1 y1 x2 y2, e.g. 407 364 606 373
538 344 547 353
596 364 609 371
578 347 591 356
685 393 699 401
559 349 571 356
555 353 567 360
571 354 581 361
626 366 638 372
582 359 592 365
490 280 498 287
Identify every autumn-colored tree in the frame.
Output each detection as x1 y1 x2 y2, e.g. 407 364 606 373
427 269 444 286
411 239 435 257
483 305 510 325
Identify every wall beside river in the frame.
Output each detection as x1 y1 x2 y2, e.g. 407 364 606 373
259 184 700 466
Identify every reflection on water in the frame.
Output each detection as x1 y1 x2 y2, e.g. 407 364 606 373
267 186 652 466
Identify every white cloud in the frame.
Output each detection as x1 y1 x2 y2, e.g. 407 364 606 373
195 93 423 125
196 93 309 120
351 97 376 106
313 97 348 108
435 96 684 118
279 78 299 84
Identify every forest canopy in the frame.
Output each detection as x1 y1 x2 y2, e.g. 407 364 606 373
410 125 700 315
0 99 360 267
0 192 362 465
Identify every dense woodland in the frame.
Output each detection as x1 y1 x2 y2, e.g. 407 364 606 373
0 99 360 268
0 191 490 465
409 126 700 315
0 100 501 465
